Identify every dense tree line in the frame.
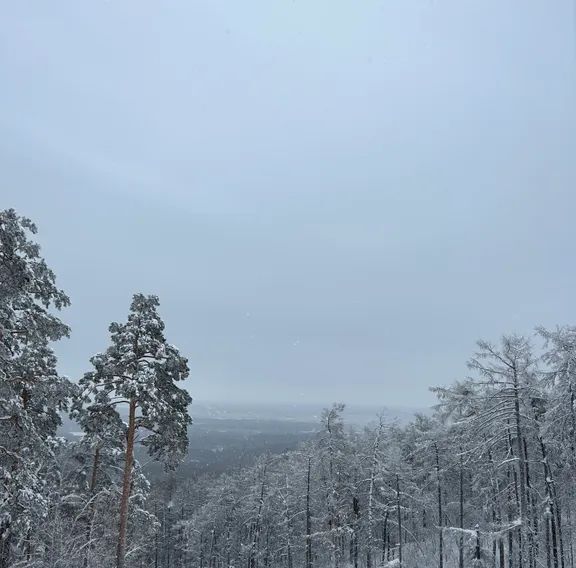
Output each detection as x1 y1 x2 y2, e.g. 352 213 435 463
3 207 576 568
167 335 576 568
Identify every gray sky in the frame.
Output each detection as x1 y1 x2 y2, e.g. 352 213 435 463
2 1 575 406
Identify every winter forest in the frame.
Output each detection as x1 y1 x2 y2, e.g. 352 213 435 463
2 205 576 568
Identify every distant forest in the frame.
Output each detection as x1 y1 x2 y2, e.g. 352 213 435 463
2 207 576 568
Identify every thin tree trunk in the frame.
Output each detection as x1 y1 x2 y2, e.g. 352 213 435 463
250 464 267 568
208 528 216 568
459 450 464 568
84 444 101 568
116 398 137 568
381 511 389 566
523 438 537 568
306 457 313 568
475 525 481 562
566 504 574 568
396 474 403 568
281 474 293 568
435 443 444 568
154 502 159 568
547 511 552 568
180 504 186 568
541 438 558 568
506 437 514 568
199 532 204 568
552 513 560 568
352 496 359 568
494 464 505 568
513 373 528 568
552 484 566 568
367 422 382 568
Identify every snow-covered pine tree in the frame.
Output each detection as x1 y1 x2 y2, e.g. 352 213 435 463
78 293 191 568
0 209 74 567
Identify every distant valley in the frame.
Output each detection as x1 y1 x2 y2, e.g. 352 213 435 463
59 400 426 477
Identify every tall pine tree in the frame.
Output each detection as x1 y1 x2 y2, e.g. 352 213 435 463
78 293 192 568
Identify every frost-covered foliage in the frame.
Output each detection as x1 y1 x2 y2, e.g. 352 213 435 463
77 293 191 568
79 293 192 469
153 336 576 568
7 206 576 568
0 209 75 567
23 438 157 568
0 210 191 568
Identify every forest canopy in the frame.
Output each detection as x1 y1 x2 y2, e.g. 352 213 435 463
1 208 576 568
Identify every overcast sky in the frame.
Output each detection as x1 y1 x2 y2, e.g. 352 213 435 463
2 1 575 406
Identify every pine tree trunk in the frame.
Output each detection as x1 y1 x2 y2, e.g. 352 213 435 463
116 398 137 568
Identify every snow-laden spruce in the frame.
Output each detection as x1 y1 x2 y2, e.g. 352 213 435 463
77 293 191 568
0 209 75 568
